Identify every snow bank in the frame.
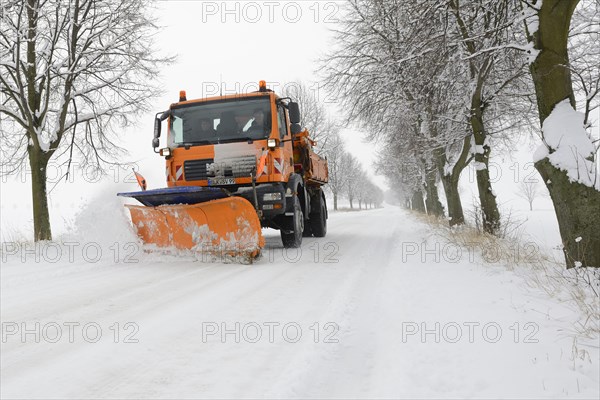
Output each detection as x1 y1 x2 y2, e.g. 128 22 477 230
534 100 598 190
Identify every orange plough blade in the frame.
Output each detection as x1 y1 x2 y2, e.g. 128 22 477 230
126 197 265 259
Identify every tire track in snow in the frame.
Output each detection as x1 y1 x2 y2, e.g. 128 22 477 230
262 207 405 398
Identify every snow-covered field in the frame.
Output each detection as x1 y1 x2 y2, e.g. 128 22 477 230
1 204 598 399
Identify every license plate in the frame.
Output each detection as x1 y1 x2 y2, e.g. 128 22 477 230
208 177 236 185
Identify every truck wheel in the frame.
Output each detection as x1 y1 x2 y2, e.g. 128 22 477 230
310 199 327 237
281 196 304 248
302 223 313 237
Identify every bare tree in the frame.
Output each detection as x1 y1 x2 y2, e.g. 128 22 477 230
568 0 600 127
355 173 383 209
355 170 367 209
375 133 427 214
517 180 541 210
322 132 347 210
343 153 361 209
0 0 171 241
283 82 338 154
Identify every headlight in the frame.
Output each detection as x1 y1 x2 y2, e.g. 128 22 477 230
160 147 171 157
263 192 282 201
267 138 277 148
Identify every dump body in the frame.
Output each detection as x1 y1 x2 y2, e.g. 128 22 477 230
292 130 328 185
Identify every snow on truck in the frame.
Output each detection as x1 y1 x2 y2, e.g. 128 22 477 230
118 81 329 259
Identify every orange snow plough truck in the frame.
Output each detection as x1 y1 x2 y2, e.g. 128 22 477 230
118 81 328 259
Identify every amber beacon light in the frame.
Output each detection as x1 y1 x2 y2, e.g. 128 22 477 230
258 80 267 92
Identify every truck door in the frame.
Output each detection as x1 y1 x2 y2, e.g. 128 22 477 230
277 104 293 180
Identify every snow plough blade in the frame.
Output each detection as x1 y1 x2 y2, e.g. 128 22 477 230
119 188 264 259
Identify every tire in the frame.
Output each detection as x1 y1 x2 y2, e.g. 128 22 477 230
310 197 327 237
302 224 313 237
281 196 304 248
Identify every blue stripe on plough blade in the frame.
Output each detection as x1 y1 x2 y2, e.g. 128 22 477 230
117 186 229 207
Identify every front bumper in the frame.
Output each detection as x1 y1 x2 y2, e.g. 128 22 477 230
233 183 287 218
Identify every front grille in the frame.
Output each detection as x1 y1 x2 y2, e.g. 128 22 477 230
218 156 257 178
184 156 257 181
184 158 213 181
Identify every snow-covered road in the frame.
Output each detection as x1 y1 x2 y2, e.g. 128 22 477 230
1 205 598 399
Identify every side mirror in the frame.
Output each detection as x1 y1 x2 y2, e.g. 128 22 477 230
288 102 300 124
153 118 161 149
291 123 302 135
152 110 171 150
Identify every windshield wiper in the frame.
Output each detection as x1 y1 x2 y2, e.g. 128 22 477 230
180 140 212 147
217 137 259 144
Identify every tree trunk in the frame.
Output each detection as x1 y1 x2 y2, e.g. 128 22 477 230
349 197 353 209
424 164 445 217
411 191 426 213
440 174 464 226
24 2 51 241
28 146 52 241
530 0 578 123
434 139 470 226
333 193 338 211
474 155 501 235
529 0 600 268
471 111 501 235
536 160 600 267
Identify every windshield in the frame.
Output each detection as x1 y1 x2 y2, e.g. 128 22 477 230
169 97 272 146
